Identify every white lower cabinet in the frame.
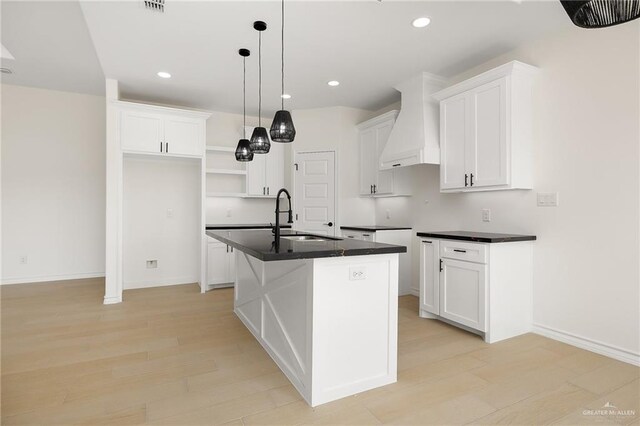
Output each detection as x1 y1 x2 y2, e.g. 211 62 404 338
419 238 533 343
207 239 235 288
341 228 413 295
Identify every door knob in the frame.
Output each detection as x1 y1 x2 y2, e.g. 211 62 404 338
324 222 333 227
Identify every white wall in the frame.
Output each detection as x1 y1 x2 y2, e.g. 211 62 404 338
1 84 106 284
290 106 376 229
375 24 640 361
123 156 200 289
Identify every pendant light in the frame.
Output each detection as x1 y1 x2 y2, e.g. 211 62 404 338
560 0 640 28
235 48 254 162
270 0 296 142
249 21 270 154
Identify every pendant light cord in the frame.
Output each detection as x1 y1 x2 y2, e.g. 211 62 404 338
258 30 262 127
281 0 285 111
243 56 246 139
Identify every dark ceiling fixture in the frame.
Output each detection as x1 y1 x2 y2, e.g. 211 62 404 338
235 48 254 162
560 0 640 28
144 0 164 13
249 21 271 154
270 0 296 143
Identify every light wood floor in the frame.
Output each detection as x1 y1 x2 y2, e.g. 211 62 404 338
1 279 638 425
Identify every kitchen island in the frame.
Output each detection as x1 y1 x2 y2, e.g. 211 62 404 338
206 229 406 407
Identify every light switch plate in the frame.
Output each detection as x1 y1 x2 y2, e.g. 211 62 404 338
349 266 366 281
482 209 491 222
537 192 559 207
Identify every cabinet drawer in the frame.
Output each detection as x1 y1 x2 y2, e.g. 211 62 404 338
440 240 487 264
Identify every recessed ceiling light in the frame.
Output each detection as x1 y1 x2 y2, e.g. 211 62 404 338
327 80 340 87
412 17 431 28
281 94 291 99
157 71 171 79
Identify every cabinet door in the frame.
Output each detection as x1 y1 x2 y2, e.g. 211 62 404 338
440 94 468 190
207 242 230 285
246 153 266 196
439 259 486 331
374 122 394 195
341 230 364 240
359 129 376 195
164 117 203 157
419 239 440 315
120 110 163 154
469 78 508 188
265 140 285 196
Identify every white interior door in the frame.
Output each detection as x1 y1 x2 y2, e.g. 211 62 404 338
294 151 336 236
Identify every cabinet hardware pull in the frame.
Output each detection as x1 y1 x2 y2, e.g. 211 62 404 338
165 142 168 153
363 234 370 237
453 249 467 253
422 240 432 244
160 142 163 153
294 163 298 171
231 247 233 253
226 245 229 253
347 236 354 238
267 187 270 195
373 184 377 194
263 187 265 195
370 185 373 194
470 173 474 186
465 174 468 187
439 259 443 272
392 163 401 167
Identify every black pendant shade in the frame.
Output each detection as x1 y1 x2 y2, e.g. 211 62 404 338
270 110 296 142
250 21 270 154
235 138 253 162
249 126 270 153
270 0 295 143
560 0 640 28
235 48 254 162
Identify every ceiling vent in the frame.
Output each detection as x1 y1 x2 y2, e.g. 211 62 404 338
144 0 164 12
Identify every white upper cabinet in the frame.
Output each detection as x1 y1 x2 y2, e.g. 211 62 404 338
357 111 411 197
244 126 285 197
118 102 208 158
433 61 538 192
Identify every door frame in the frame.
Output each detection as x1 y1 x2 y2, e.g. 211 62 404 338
292 150 339 236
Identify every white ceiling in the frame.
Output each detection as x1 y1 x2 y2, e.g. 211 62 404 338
0 1 104 95
2 1 570 114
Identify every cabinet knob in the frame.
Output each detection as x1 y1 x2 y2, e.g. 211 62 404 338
323 222 333 227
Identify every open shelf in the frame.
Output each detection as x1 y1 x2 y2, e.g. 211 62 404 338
206 168 247 175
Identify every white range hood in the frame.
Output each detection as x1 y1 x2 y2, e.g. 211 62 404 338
380 72 447 170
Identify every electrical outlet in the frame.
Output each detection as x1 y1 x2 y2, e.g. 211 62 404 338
146 260 158 269
386 210 391 220
349 266 366 281
19 255 28 265
537 192 559 207
482 209 491 222
226 209 232 218
166 208 174 218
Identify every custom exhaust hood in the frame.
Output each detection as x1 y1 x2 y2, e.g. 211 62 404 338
380 72 447 170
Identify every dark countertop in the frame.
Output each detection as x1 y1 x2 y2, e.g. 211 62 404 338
416 231 536 243
206 224 291 230
206 229 406 261
341 225 412 232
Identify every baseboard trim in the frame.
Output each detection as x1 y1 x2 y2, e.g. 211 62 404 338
1 272 105 285
533 323 639 366
123 277 199 290
103 295 122 305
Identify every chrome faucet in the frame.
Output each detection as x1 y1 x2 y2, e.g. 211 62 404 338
274 188 294 246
